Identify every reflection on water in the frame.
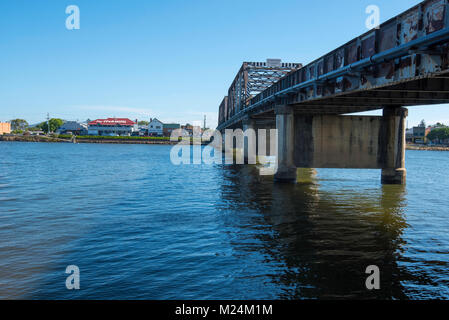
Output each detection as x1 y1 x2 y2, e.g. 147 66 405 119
0 143 448 299
220 165 410 299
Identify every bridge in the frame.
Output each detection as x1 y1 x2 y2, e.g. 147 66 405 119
217 0 449 184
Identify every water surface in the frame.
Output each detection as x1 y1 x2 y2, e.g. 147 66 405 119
0 142 448 299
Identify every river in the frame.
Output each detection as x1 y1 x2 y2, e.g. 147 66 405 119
0 142 448 299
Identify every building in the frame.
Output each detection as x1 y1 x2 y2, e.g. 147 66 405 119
56 121 88 135
147 118 164 136
163 123 180 137
88 118 138 136
0 122 11 135
181 124 202 137
407 126 432 144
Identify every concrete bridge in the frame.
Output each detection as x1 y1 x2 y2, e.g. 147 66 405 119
217 0 449 184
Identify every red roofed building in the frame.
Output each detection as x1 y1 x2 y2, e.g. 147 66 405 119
88 118 138 136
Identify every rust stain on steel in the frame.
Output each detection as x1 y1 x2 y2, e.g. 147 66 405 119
379 23 397 52
309 66 315 79
361 34 376 59
317 60 324 77
425 0 446 34
346 41 359 65
400 8 420 44
361 75 368 85
335 48 345 69
325 54 334 73
376 61 395 80
336 77 354 92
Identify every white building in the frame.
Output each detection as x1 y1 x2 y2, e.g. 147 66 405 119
147 118 163 136
88 118 138 136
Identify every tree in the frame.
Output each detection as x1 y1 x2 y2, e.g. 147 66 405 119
10 119 28 131
419 119 426 128
138 121 149 126
38 118 65 133
427 127 449 143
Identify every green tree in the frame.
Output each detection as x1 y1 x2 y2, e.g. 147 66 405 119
39 118 65 133
419 119 426 128
427 127 449 143
10 119 28 131
138 121 149 126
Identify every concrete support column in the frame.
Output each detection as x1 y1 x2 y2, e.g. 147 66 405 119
381 107 408 185
243 117 257 164
274 105 297 182
221 129 226 152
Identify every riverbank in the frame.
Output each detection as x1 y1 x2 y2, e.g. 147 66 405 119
0 135 196 145
406 144 449 151
2 135 449 150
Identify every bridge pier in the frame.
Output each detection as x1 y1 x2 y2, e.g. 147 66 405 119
274 105 297 182
270 104 408 185
243 117 256 164
380 107 408 185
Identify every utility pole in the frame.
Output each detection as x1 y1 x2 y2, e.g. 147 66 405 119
46 113 50 135
203 115 206 131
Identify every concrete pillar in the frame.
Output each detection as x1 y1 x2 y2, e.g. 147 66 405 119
221 129 226 153
243 117 257 164
274 105 297 182
381 107 408 185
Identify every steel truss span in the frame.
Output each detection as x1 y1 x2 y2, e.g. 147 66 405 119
218 0 449 130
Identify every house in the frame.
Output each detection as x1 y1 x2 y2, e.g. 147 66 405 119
88 118 138 136
163 123 180 137
56 121 88 135
181 124 202 137
410 126 427 144
147 118 164 136
0 122 11 135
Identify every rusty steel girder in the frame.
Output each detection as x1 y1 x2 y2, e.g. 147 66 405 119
221 60 301 125
218 0 449 130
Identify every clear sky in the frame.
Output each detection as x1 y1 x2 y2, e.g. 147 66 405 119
1 0 448 128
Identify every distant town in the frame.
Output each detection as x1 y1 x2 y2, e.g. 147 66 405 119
406 120 449 145
0 117 209 138
1 116 449 148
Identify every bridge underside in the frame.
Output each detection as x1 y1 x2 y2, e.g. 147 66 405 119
245 75 449 119
229 105 408 185
221 75 448 186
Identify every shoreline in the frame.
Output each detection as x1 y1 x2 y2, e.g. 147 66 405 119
0 135 191 145
2 136 449 151
406 144 449 151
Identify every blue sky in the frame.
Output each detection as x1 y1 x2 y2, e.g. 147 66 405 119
1 0 448 127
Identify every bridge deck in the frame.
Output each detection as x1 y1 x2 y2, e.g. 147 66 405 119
218 0 449 130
